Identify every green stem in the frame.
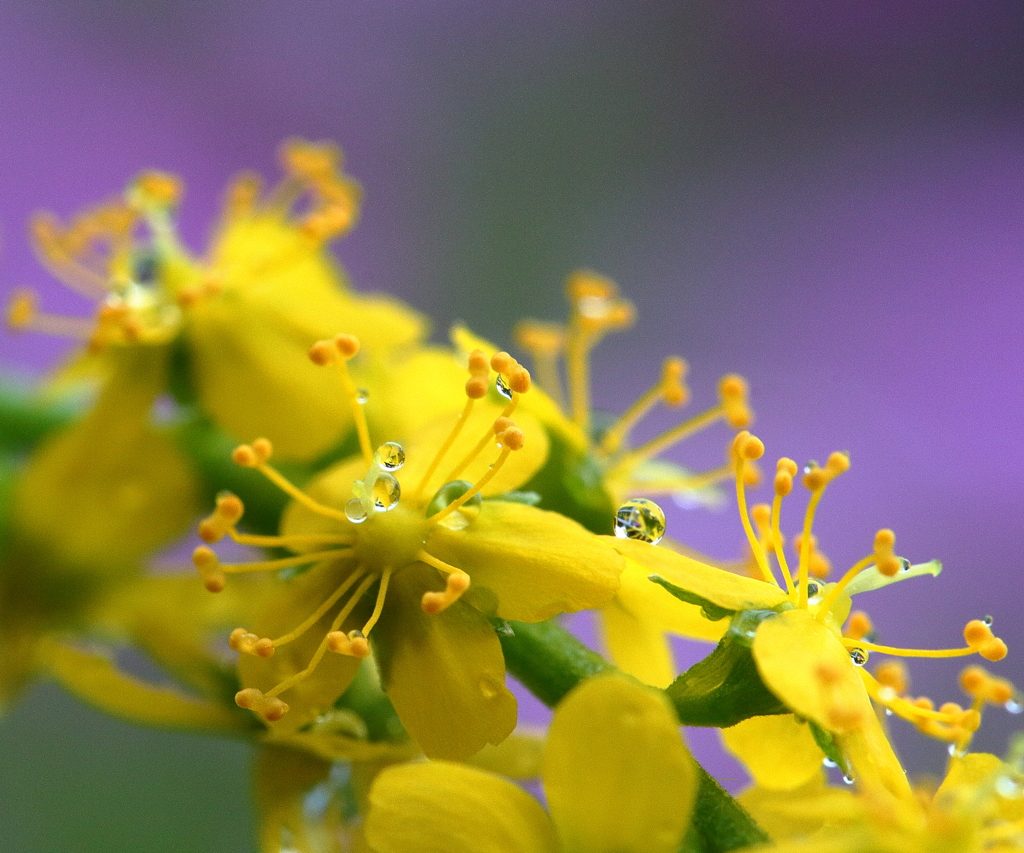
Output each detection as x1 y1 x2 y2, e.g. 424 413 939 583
499 619 769 853
0 383 77 449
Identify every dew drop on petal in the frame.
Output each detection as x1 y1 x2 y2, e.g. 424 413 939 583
345 499 367 523
822 757 838 768
478 677 500 699
357 388 369 404
495 373 513 400
376 441 406 471
613 498 666 545
995 774 1024 799
842 774 855 785
849 648 869 667
371 473 401 511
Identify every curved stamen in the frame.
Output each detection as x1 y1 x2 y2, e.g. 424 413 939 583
731 432 777 586
264 566 366 652
428 425 524 525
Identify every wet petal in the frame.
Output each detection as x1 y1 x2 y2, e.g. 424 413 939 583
427 501 623 622
607 536 789 613
599 597 676 688
752 608 872 735
721 714 825 791
372 564 517 760
738 771 861 842
835 707 912 801
543 673 697 853
366 760 558 853
616 556 728 642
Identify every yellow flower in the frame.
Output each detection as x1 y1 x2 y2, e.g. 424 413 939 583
193 335 623 760
7 139 426 460
612 430 1009 801
363 673 698 853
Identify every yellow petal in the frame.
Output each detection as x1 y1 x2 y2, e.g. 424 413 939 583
543 673 697 853
254 745 333 853
752 608 872 735
366 761 558 853
427 501 623 622
616 556 728 642
238 564 364 734
44 642 245 732
835 709 912 801
738 771 861 842
470 726 546 780
12 346 199 575
599 597 676 688
721 714 825 791
606 537 789 613
372 563 518 760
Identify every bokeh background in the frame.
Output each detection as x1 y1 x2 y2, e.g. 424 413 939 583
1 2 1022 851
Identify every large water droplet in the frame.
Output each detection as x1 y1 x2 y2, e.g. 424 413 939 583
376 442 406 471
1006 697 1023 715
849 648 869 667
344 499 367 523
983 614 994 626
613 498 666 545
495 373 513 400
357 388 369 404
426 480 482 517
900 558 912 573
822 757 838 768
371 473 401 511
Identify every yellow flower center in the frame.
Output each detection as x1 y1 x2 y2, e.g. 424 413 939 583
192 334 532 722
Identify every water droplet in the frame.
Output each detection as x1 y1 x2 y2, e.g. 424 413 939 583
344 499 367 523
900 558 912 573
375 442 406 471
426 480 482 517
357 388 369 404
849 648 869 667
885 708 894 716
803 579 824 603
1006 698 1023 715
842 774 855 785
995 774 1024 799
948 743 966 758
803 460 819 474
495 374 513 400
613 498 666 545
478 677 499 699
822 757 838 768
983 614 994 626
348 629 365 641
371 473 401 511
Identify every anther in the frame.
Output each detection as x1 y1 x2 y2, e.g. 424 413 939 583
733 431 765 461
491 351 515 374
719 375 752 428
873 529 901 577
197 493 245 543
660 357 689 407
232 445 259 467
875 661 909 695
326 630 371 658
493 416 515 436
6 289 35 330
334 334 360 358
793 533 831 578
774 458 797 497
192 546 226 592
845 611 873 641
465 376 489 399
308 339 337 365
131 171 182 208
421 571 471 615
513 320 564 355
497 426 525 451
234 688 289 722
508 367 531 394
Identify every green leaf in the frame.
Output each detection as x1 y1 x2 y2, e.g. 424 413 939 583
808 720 850 776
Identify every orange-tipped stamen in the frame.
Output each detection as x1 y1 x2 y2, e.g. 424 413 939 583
332 335 373 466
263 568 368 653
513 320 566 413
235 689 289 722
797 452 849 607
233 441 350 523
731 432 776 586
842 638 991 660
6 290 95 339
357 568 393 638
421 570 471 615
815 554 876 619
429 426 523 525
769 458 798 597
598 356 689 457
194 546 354 577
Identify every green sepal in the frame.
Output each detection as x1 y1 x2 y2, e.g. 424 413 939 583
808 720 851 776
649 574 735 622
665 636 788 727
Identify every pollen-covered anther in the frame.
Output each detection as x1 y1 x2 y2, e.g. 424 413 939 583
794 533 832 578
464 349 491 398
333 333 360 359
873 528 901 577
6 288 36 330
844 611 873 641
508 366 531 394
733 430 765 462
234 688 289 722
875 661 909 695
659 357 689 407
228 628 275 658
491 351 515 375
719 375 752 428
497 426 525 451
131 171 182 208
192 546 226 593
421 571 471 615
964 620 1009 661
281 138 341 183
308 339 338 365
513 320 565 355
198 493 245 543
326 630 370 658
231 439 273 468
774 458 798 496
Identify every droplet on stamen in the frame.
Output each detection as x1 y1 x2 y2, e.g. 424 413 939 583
371 473 401 511
803 460 819 474
613 498 666 545
982 614 994 626
344 498 368 523
849 648 869 667
842 774 855 785
1006 697 1024 715
495 373 513 400
357 388 369 404
376 442 406 471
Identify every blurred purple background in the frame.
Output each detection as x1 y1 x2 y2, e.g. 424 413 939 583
1 2 1022 850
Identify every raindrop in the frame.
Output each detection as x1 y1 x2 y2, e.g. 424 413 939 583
804 579 824 602
803 460 819 474
822 757 838 768
495 374 513 400
426 480 482 517
371 474 401 511
900 558 912 573
344 499 367 523
995 774 1024 799
1006 698 1023 715
357 388 369 404
842 774 855 785
849 648 869 667
948 743 966 758
885 708 894 716
982 615 994 626
613 498 667 545
376 442 406 471
348 629 366 641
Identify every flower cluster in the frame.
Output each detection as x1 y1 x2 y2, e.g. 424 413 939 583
0 141 1019 853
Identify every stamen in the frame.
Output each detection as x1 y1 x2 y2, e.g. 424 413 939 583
421 571 471 615
192 545 354 583
428 424 524 525
30 212 119 298
411 349 489 502
5 289 95 339
731 432 777 586
770 458 798 596
232 439 349 523
356 568 393 637
513 320 566 412
843 611 874 641
308 334 374 466
598 357 689 456
797 452 849 607
841 618 1008 661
